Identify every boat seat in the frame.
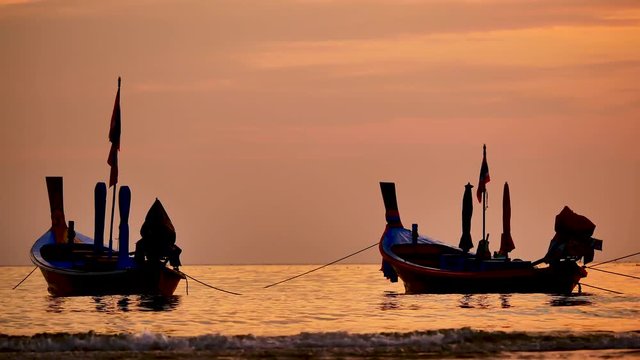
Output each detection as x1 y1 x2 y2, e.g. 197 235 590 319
440 254 467 271
479 259 532 271
391 243 460 256
391 244 460 267
41 243 120 271
78 255 119 271
40 244 73 262
41 243 97 260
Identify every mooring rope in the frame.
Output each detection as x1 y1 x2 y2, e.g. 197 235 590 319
588 251 640 268
12 267 37 290
182 272 242 296
579 282 623 294
264 242 379 289
587 267 640 281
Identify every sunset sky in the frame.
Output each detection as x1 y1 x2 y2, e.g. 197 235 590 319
1 0 638 265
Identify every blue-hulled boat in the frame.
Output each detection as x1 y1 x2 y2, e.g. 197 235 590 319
30 177 184 297
31 230 184 297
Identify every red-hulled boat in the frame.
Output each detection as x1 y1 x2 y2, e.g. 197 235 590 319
378 182 601 294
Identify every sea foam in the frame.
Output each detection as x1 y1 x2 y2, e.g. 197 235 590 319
1 329 639 355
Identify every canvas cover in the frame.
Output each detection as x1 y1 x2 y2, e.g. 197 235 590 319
543 206 602 264
135 199 182 268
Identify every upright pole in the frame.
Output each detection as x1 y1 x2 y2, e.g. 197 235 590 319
108 184 116 257
482 190 486 241
107 77 121 257
118 186 131 267
94 182 107 253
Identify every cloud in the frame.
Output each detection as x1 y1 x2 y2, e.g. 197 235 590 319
0 0 36 5
132 78 237 94
246 25 640 70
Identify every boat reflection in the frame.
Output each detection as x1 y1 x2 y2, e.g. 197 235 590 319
548 294 592 307
117 296 131 311
90 295 181 312
500 294 512 308
456 294 512 308
137 294 181 311
46 296 65 313
380 291 401 311
458 294 491 309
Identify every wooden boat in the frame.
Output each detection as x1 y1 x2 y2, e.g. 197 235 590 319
30 178 185 297
378 182 600 294
30 79 184 297
31 230 184 297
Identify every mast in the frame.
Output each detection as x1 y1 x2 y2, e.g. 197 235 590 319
107 77 122 257
477 144 490 242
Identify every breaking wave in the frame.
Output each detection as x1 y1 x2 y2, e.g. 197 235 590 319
1 329 639 356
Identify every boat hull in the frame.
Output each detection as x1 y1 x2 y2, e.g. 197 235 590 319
31 231 184 297
36 265 184 297
385 249 585 294
379 227 586 294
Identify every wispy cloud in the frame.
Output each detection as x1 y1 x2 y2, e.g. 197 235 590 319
132 78 238 94
0 0 36 5
247 25 640 70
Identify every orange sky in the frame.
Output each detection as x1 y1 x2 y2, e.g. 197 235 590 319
1 0 639 265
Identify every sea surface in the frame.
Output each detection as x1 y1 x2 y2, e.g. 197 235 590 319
1 263 639 359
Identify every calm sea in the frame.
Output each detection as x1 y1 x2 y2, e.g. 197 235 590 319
1 263 639 358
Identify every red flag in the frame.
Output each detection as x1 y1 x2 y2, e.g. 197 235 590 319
107 77 121 188
476 144 490 202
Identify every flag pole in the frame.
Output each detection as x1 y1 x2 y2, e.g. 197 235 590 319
478 143 489 242
107 76 121 257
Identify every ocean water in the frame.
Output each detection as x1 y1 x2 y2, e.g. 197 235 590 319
1 263 639 358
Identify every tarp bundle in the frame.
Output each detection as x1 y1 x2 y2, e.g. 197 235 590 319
135 199 182 269
543 206 602 264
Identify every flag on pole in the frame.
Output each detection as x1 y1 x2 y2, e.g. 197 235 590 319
476 144 490 202
107 77 121 188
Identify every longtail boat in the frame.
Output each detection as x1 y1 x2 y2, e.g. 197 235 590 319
378 181 603 294
31 231 184 297
30 177 184 297
30 78 184 297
